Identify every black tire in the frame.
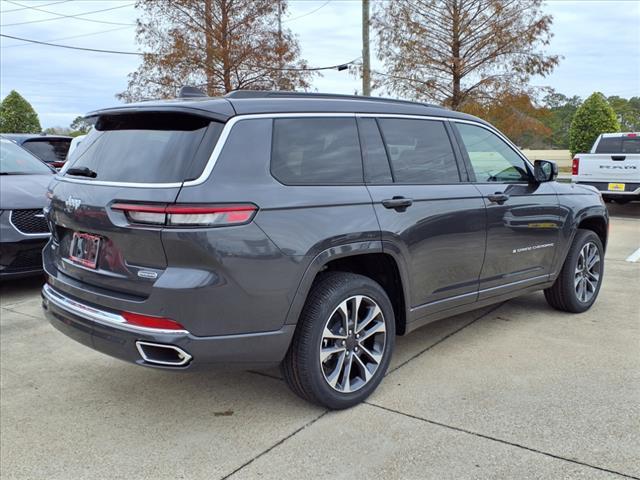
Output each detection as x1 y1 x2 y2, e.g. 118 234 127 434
544 229 604 313
282 271 395 409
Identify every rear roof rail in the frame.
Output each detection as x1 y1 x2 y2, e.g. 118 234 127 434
224 90 443 109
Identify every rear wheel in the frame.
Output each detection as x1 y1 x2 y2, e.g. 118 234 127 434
544 229 604 313
282 272 395 409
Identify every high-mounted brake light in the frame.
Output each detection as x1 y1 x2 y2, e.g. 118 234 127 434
111 203 257 227
572 157 580 176
121 311 186 331
627 133 637 138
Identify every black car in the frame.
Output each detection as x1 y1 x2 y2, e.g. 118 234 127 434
3 133 72 169
41 91 608 409
0 137 54 278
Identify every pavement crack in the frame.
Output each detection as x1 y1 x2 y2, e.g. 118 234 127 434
246 370 283 382
365 402 638 479
1 306 43 321
220 410 328 479
388 301 506 374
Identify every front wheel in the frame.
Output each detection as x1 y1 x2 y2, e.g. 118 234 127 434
544 229 604 313
282 272 395 409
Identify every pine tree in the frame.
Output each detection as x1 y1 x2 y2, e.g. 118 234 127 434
0 90 42 133
569 92 620 156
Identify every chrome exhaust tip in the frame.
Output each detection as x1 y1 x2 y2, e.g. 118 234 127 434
135 341 192 367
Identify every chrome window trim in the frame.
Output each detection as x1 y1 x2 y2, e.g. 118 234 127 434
42 283 189 335
8 209 51 237
53 111 527 188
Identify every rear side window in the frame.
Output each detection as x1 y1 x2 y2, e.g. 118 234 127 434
271 118 363 184
377 119 459 184
595 136 640 154
22 139 70 163
64 113 219 183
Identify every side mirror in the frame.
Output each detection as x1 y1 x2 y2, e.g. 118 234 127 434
533 160 558 183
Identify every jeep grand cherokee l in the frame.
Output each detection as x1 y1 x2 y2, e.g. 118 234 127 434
41 91 608 409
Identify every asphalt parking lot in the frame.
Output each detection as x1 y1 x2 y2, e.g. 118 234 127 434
1 203 638 480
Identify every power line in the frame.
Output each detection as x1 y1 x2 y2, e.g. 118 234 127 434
283 0 331 23
1 0 135 27
1 0 71 13
0 33 141 55
0 33 360 73
258 57 361 72
1 26 132 49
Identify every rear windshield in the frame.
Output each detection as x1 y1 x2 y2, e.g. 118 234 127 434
1 138 53 175
595 136 640 154
22 138 70 163
63 112 222 183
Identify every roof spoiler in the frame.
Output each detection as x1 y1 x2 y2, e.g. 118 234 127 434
178 86 207 98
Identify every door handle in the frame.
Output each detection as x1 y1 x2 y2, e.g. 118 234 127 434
611 155 626 161
487 193 509 205
382 196 413 212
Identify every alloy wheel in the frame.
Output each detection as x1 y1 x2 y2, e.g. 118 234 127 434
574 241 601 303
319 295 386 393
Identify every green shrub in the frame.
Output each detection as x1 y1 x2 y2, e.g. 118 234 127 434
0 90 42 133
569 92 620 156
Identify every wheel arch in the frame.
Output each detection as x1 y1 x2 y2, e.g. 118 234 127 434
577 215 608 249
285 241 410 336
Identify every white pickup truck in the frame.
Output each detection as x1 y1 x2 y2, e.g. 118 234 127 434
572 132 640 204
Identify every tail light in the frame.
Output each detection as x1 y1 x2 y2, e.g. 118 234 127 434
572 157 580 175
121 311 186 331
111 203 257 227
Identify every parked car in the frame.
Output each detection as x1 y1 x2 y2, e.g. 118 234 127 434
0 137 54 279
572 132 640 204
41 91 608 409
2 133 72 169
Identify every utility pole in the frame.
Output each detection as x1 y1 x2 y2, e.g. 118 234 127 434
361 0 371 96
277 0 283 90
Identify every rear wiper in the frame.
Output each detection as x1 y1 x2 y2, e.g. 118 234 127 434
66 167 97 178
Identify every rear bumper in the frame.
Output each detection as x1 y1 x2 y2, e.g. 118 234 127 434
574 181 640 197
42 283 295 369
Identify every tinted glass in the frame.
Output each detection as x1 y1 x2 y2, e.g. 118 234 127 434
377 119 459 184
456 123 529 182
271 118 363 184
22 138 70 163
64 113 217 183
358 118 392 183
0 138 53 174
595 136 640 154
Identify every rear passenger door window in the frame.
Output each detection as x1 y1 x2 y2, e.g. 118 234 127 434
376 118 460 184
271 117 363 184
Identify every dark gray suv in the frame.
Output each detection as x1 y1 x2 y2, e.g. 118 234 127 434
42 91 608 409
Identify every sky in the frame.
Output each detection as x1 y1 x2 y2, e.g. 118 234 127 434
1 0 639 129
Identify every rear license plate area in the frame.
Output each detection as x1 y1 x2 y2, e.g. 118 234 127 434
69 232 101 269
607 183 625 192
